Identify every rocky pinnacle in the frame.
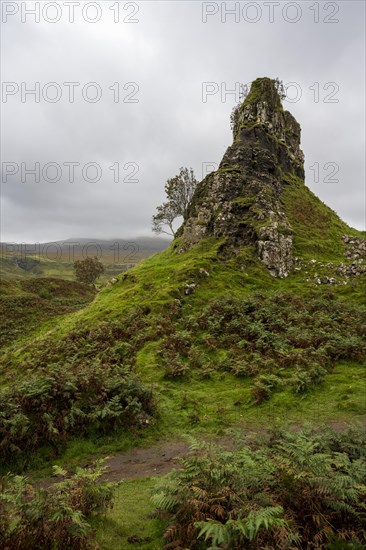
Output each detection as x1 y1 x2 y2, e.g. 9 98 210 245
181 77 305 278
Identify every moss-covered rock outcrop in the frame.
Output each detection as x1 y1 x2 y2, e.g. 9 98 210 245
182 78 305 277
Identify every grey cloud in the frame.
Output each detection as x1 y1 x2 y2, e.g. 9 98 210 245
1 0 365 243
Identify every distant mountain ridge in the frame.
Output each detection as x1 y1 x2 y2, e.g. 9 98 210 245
0 236 170 280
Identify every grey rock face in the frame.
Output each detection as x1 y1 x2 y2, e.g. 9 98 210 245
257 223 293 278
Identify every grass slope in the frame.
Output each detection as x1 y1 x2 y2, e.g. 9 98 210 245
1 197 365 549
0 278 95 352
282 172 363 261
92 478 166 550
0 229 364 464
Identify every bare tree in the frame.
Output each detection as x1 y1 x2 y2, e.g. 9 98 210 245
152 167 198 237
152 202 177 237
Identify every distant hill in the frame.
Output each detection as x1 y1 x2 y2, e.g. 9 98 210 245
0 236 170 281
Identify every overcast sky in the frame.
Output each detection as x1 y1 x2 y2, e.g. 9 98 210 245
1 0 365 243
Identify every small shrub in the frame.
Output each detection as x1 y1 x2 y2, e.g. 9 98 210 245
153 426 366 549
291 369 313 393
229 360 257 377
164 359 190 378
252 374 282 403
164 291 366 397
0 459 115 550
73 256 104 285
0 363 155 464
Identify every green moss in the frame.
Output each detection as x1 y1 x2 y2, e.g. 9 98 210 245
217 165 242 173
243 77 283 112
232 196 255 208
92 478 166 550
277 225 293 236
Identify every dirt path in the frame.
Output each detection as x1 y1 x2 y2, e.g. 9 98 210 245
95 434 239 483
90 420 364 483
38 420 364 487
99 441 190 483
36 440 191 489
38 436 235 488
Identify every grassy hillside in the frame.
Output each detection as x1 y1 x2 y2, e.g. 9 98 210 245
0 278 96 352
1 232 365 449
0 238 365 549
